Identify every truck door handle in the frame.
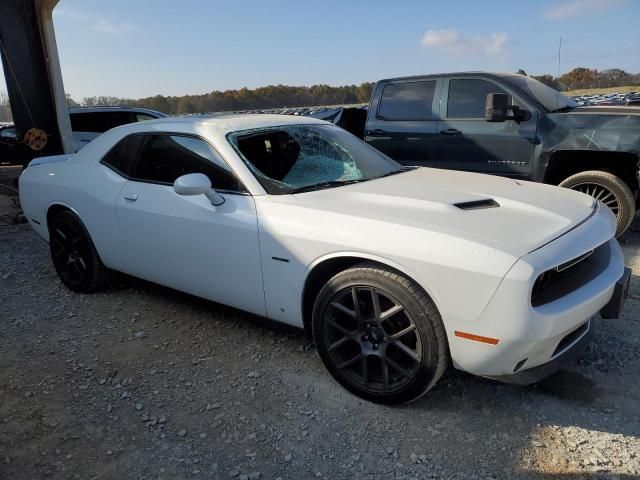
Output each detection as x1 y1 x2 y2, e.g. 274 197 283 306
123 193 138 201
366 129 387 137
440 128 462 135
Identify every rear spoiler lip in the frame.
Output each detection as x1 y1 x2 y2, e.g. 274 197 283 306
27 154 73 167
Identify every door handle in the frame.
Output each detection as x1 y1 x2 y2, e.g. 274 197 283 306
366 129 387 137
123 193 138 201
439 128 462 135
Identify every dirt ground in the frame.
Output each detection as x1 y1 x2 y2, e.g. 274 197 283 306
1 168 639 479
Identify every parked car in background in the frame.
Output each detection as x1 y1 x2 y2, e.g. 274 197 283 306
68 106 167 152
260 74 639 236
1 122 29 166
19 114 629 404
357 73 640 236
0 106 166 167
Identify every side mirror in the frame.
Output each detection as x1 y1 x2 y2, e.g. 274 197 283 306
485 93 510 122
173 173 225 206
485 93 531 123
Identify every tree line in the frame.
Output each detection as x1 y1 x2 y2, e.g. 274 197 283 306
528 68 640 91
78 83 375 115
1 67 639 122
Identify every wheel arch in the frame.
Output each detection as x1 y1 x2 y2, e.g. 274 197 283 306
300 252 443 340
45 202 80 241
543 150 639 195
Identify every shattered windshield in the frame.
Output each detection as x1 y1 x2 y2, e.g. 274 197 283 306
228 124 403 194
504 75 577 112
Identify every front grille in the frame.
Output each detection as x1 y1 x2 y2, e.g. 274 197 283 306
531 242 611 307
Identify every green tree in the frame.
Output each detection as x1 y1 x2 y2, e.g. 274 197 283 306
531 74 561 90
65 93 80 107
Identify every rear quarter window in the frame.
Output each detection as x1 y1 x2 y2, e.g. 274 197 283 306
377 81 437 121
100 135 146 177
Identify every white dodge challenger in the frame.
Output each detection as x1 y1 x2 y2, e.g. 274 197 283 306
19 114 630 404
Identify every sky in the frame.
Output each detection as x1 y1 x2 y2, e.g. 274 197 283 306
1 0 640 100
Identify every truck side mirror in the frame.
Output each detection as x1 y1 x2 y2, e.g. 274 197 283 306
485 93 510 122
485 93 531 123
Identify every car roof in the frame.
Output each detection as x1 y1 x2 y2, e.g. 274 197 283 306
68 106 167 117
110 113 328 136
377 71 520 83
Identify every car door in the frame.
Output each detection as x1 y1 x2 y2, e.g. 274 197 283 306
365 78 442 167
434 77 537 178
112 133 266 317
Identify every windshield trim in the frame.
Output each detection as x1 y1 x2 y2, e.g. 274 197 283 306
501 75 576 113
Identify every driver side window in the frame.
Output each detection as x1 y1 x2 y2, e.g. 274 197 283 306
447 79 512 119
132 134 245 192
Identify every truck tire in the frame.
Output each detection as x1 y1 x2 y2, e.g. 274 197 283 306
559 170 636 237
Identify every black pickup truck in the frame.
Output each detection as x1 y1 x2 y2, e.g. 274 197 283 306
342 73 640 235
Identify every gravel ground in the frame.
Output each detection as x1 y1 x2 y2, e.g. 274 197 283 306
1 181 640 479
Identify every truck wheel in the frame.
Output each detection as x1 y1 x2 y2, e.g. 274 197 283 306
559 170 636 236
312 262 449 405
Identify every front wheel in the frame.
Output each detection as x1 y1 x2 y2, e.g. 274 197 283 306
559 170 636 237
312 262 449 404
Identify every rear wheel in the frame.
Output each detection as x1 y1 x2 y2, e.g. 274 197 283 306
49 210 109 292
312 262 449 404
559 170 636 236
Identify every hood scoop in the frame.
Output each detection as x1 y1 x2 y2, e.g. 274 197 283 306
454 199 500 211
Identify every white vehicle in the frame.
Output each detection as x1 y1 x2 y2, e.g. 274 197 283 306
19 114 630 404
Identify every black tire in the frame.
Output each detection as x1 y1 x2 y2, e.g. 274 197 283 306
48 210 109 292
312 262 449 405
559 170 636 237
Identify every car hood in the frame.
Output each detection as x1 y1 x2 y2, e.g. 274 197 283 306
291 168 597 257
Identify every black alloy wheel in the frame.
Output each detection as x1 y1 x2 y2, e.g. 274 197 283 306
49 210 109 292
322 286 422 394
312 262 449 404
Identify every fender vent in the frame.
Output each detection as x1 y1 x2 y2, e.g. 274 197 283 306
454 199 500 210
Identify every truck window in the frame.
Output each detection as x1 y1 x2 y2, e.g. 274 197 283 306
447 79 511 119
70 111 133 133
378 81 436 121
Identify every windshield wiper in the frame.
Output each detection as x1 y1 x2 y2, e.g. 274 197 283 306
550 105 575 113
290 178 369 194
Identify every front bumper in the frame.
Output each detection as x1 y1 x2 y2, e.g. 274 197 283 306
487 318 595 386
600 267 631 319
446 204 626 380
490 266 629 385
